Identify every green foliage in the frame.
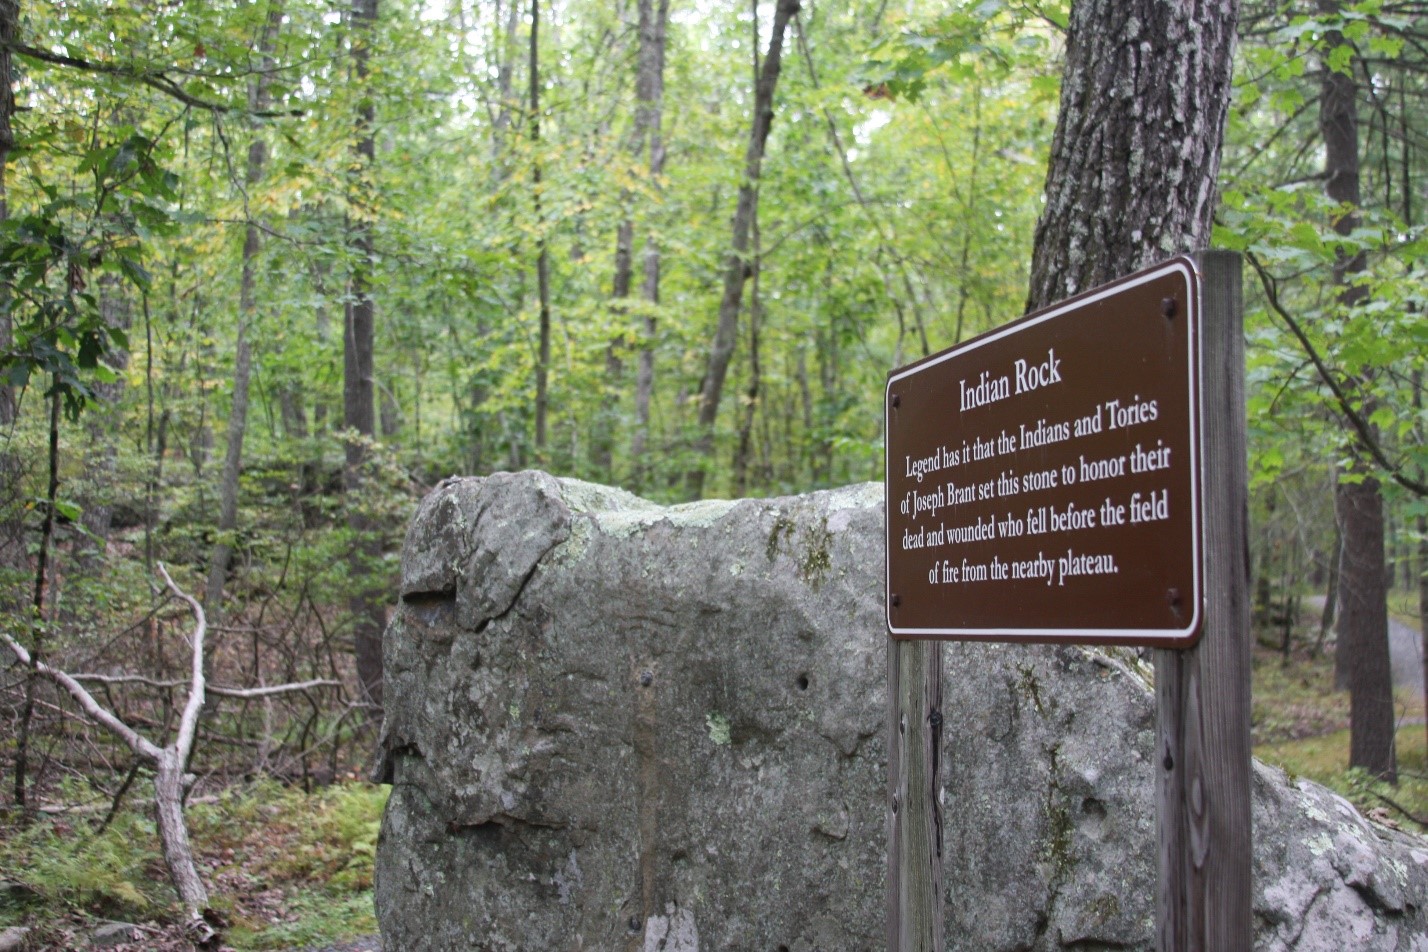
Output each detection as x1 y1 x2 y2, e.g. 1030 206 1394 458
228 891 379 951
0 781 387 945
190 781 389 895
0 808 169 922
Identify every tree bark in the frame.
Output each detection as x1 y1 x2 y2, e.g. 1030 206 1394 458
1026 0 1238 312
530 0 552 456
1022 1 1247 947
0 0 23 590
346 0 384 709
1319 0 1395 782
689 0 800 499
629 0 670 490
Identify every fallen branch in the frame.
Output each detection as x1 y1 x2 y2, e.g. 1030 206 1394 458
1373 789 1428 829
0 564 351 949
70 672 341 699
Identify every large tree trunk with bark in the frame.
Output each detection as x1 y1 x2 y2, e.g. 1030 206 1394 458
689 0 800 499
1319 1 1395 782
1023 1 1246 944
1026 0 1238 312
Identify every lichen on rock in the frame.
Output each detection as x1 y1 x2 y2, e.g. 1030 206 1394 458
373 471 1428 951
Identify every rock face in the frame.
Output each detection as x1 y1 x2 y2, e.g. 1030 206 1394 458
373 472 1428 951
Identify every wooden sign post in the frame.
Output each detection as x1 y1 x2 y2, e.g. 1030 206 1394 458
884 252 1249 952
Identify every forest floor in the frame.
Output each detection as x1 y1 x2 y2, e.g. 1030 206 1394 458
0 779 386 951
1252 590 1428 831
3 594 1426 950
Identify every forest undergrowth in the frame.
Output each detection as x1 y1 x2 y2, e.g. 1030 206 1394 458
1252 595 1428 835
3 588 1427 950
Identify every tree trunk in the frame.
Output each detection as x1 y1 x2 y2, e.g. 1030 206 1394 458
689 0 800 499
205 2 282 618
1319 521 1341 660
73 276 133 574
1024 0 1246 946
530 0 552 456
1026 0 1238 312
1319 0 1395 782
346 0 384 709
0 0 23 592
1338 475 1395 780
629 0 670 491
14 385 60 813
733 212 762 496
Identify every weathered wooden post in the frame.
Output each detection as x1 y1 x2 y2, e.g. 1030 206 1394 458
1154 252 1251 950
885 252 1249 952
886 638 943 952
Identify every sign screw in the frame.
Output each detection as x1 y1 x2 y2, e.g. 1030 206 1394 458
891 593 901 607
1161 297 1178 319
1166 587 1182 608
891 393 901 409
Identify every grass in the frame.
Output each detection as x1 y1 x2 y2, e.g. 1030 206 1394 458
0 779 387 950
1256 724 1428 831
1388 588 1424 631
1252 598 1428 833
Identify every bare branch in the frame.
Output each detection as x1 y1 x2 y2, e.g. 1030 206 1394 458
1 629 162 762
157 563 206 765
70 672 341 699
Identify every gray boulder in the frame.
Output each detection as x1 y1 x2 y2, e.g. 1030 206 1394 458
373 472 1428 950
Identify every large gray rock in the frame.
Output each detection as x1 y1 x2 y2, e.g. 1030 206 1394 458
373 472 1428 951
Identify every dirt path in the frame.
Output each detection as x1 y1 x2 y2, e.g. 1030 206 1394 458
1390 612 1424 697
1308 594 1423 695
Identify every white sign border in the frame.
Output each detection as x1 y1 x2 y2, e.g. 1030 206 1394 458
884 256 1205 645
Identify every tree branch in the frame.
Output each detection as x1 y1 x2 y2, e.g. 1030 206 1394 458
2 628 163 762
1247 251 1428 497
157 563 206 765
70 672 341 699
4 40 304 117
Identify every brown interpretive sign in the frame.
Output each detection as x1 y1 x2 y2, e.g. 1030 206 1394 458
885 256 1205 646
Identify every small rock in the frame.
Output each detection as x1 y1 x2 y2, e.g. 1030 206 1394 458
0 925 31 952
90 921 141 948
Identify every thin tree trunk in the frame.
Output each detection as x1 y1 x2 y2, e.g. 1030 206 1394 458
205 2 281 617
530 0 552 456
346 0 384 709
733 210 762 496
1319 521 1341 660
629 0 669 491
689 0 800 499
0 0 23 592
1319 0 1394 782
14 384 61 814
